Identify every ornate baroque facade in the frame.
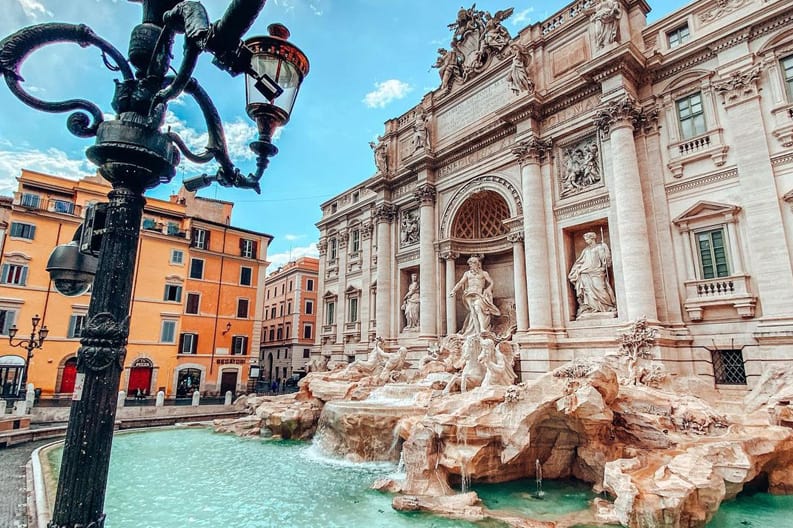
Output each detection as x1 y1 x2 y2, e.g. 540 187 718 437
315 0 793 389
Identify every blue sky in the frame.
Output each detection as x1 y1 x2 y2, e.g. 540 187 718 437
0 0 689 268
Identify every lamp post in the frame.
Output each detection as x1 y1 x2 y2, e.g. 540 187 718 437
7 314 49 401
0 1 308 527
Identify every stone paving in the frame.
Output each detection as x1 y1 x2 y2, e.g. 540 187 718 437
0 440 49 528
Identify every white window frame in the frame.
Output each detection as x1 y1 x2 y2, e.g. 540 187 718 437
9 222 36 240
189 258 204 279
193 228 208 249
170 249 184 265
667 24 690 49
0 309 17 335
231 335 248 355
240 266 252 286
20 193 40 208
1 263 28 285
676 92 707 140
68 314 86 339
241 238 255 258
160 320 177 343
185 292 200 315
180 332 198 354
164 284 183 302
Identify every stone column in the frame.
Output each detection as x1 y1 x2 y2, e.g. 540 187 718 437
715 66 793 325
595 96 658 321
442 252 459 335
508 232 529 332
513 137 553 331
335 229 349 344
374 203 397 338
416 184 438 337
316 237 328 342
360 222 374 339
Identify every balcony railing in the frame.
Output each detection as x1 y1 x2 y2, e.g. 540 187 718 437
667 128 729 178
683 274 756 321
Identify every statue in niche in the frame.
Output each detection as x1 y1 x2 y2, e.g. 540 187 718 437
369 139 388 173
402 273 420 331
433 47 461 90
412 110 430 151
400 209 419 246
560 138 601 197
568 231 617 318
449 255 501 335
592 0 621 49
506 43 534 95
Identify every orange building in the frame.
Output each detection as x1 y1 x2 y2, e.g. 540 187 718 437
0 170 271 400
260 257 318 383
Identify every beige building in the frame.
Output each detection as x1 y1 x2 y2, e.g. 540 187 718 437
260 257 319 382
315 0 793 390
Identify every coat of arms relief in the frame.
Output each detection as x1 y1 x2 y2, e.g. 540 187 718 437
433 5 515 91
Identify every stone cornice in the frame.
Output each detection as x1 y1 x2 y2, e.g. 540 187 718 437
665 168 738 196
554 193 610 220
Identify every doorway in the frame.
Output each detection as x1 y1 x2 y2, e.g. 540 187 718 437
220 370 238 397
128 358 154 396
60 357 78 394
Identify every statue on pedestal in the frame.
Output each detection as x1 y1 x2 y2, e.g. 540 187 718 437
592 0 621 49
449 256 501 335
568 231 617 318
402 273 420 331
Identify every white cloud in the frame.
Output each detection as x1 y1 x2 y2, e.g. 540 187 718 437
511 7 535 27
363 79 413 109
267 242 319 269
0 144 93 195
16 0 52 20
309 3 323 16
283 234 305 241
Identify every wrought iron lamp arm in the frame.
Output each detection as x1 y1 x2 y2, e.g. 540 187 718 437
0 23 133 138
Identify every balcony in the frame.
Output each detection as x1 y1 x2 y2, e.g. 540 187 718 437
683 274 756 321
667 128 729 178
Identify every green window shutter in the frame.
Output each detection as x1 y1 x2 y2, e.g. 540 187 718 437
698 234 715 279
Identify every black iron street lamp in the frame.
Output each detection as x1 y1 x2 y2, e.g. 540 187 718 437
0 1 308 527
7 314 49 401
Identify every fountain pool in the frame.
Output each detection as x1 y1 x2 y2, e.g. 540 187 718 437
42 427 793 527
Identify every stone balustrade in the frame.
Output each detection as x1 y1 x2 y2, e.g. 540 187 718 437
683 274 756 320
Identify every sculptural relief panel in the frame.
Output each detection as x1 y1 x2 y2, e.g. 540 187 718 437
400 208 419 247
557 134 604 199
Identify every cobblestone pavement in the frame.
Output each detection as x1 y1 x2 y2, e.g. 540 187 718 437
0 440 50 528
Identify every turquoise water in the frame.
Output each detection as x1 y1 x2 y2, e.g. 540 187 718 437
47 428 488 528
706 492 793 527
475 478 596 521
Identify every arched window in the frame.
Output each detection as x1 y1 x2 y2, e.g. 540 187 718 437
452 191 510 240
0 355 25 398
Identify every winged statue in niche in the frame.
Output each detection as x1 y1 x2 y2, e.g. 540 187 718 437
433 5 515 90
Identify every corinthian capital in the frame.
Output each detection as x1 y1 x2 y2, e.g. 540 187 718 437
512 136 552 164
414 183 437 205
507 231 525 244
594 95 642 136
374 203 398 223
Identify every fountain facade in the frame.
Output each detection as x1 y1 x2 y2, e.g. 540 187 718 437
217 319 793 527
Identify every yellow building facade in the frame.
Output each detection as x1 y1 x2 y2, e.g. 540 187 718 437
0 170 271 399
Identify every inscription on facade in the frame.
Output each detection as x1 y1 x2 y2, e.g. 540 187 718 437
437 137 512 178
544 94 601 128
436 77 510 139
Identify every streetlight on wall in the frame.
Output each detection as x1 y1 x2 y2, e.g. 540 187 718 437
0 1 308 527
7 314 49 401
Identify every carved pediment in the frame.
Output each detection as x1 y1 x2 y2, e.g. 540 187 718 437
672 201 741 229
322 290 337 300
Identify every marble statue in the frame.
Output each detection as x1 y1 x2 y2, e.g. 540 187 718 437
332 337 386 379
377 346 409 384
400 209 419 246
506 43 534 95
568 232 617 317
433 47 460 90
592 0 621 48
369 140 388 173
449 256 501 335
443 334 486 393
478 337 517 388
412 111 430 151
402 273 420 330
